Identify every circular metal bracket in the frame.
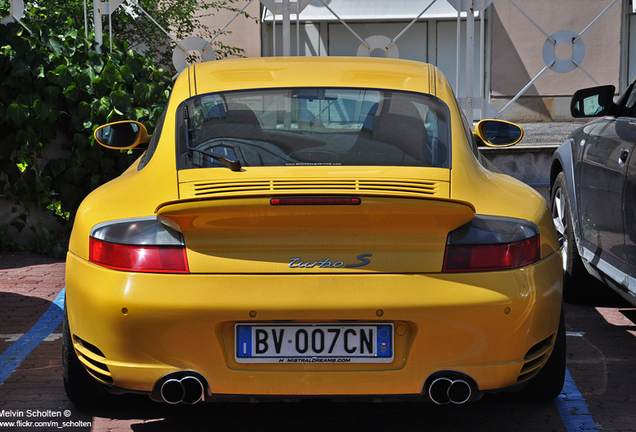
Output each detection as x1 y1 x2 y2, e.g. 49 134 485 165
172 37 217 72
542 30 585 74
1 0 24 25
356 35 400 59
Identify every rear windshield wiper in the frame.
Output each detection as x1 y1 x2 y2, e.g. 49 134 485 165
184 106 242 172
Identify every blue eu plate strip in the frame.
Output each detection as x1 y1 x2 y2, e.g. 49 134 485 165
237 326 252 358
376 325 392 357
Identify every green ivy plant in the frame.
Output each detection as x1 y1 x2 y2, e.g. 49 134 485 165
0 21 172 257
22 0 253 74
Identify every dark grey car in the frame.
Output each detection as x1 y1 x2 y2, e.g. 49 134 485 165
550 83 636 305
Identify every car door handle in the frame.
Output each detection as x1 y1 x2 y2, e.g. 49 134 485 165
619 148 630 167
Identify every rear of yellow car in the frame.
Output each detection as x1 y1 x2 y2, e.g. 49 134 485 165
64 57 563 406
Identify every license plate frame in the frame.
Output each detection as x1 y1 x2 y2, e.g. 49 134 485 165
235 323 393 364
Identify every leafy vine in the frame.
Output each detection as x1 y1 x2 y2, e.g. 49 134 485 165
0 21 172 257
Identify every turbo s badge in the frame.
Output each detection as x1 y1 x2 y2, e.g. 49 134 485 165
288 254 372 269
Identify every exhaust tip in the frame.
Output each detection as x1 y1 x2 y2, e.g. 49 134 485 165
181 376 205 405
425 371 478 405
161 379 185 405
155 372 208 405
428 378 453 405
448 380 472 404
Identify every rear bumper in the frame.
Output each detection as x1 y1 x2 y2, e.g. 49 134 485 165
65 250 562 399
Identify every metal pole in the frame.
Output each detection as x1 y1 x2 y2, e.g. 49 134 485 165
94 1 102 53
282 0 291 56
134 3 186 49
455 7 461 92
208 0 255 45
573 60 602 86
318 0 370 49
109 12 113 53
507 0 553 40
575 0 618 41
388 0 438 48
466 0 474 124
272 3 277 56
296 1 300 56
496 62 554 117
479 3 485 103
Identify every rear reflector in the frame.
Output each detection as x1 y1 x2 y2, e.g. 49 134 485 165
270 197 361 205
89 238 189 273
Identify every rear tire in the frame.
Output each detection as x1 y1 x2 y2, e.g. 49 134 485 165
551 172 590 302
63 307 116 407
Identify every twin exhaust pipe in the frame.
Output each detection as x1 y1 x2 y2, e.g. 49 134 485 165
426 373 477 405
155 370 476 405
159 375 205 405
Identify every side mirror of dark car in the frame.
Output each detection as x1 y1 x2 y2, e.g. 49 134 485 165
570 85 616 118
94 121 151 150
474 119 524 147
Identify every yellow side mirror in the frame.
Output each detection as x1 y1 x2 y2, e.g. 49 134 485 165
94 121 151 150
474 119 524 147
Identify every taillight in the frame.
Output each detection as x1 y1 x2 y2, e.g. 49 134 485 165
89 217 189 273
443 215 541 272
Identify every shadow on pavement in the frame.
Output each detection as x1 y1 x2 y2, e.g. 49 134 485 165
0 252 64 270
73 395 561 432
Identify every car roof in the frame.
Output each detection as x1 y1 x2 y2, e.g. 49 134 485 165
182 57 449 100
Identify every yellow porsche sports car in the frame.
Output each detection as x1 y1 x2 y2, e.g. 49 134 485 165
63 57 564 406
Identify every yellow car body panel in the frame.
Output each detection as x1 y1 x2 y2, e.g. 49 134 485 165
189 57 435 95
65 57 563 404
66 250 561 396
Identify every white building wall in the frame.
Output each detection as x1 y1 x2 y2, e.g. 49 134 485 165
262 0 488 105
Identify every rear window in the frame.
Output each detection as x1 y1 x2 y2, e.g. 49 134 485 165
176 87 450 169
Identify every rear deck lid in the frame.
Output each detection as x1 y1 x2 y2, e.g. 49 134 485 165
157 192 474 274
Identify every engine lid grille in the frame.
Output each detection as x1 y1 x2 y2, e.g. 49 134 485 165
180 178 448 199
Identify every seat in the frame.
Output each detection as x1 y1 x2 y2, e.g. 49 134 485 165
373 95 427 162
195 102 267 144
343 95 428 165
226 102 261 125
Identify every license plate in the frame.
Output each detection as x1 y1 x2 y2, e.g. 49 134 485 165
235 323 393 364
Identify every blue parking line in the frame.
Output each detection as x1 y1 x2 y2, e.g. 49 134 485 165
0 288 65 385
556 368 599 432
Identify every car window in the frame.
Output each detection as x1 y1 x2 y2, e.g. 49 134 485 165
618 82 636 118
460 110 479 158
176 87 451 170
138 103 169 171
